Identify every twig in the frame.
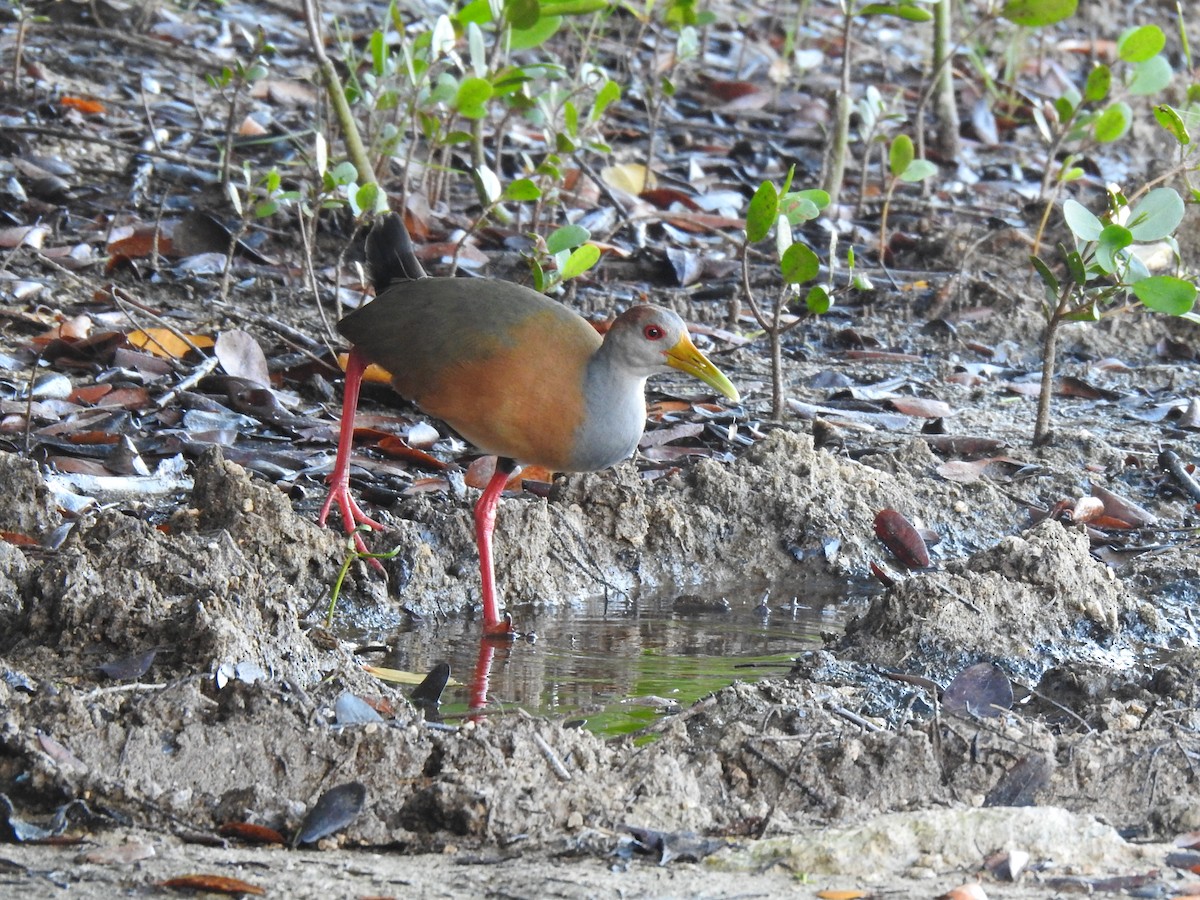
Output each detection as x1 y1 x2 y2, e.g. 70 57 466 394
827 704 885 732
1160 448 1200 503
154 356 220 410
532 732 572 782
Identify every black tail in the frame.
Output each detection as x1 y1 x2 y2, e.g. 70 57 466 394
365 212 426 291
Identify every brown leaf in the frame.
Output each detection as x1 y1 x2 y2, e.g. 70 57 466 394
887 397 953 418
215 330 270 388
1069 496 1105 524
921 435 1006 456
60 96 106 115
375 436 447 470
160 874 265 895
127 328 213 360
639 187 701 211
936 456 1031 485
938 884 988 900
1 531 40 547
218 822 285 845
943 663 1013 717
107 225 175 262
67 384 113 405
0 224 50 249
873 509 931 569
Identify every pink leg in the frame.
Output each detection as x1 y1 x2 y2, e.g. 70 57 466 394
468 640 497 717
474 459 516 638
319 347 387 569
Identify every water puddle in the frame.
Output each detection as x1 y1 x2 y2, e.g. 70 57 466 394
351 576 870 735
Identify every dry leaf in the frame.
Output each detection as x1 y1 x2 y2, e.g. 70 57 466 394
873 508 931 569
601 162 652 194
160 874 265 895
127 328 214 359
61 96 106 115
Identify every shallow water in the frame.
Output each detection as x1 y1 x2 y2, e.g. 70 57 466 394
354 577 865 734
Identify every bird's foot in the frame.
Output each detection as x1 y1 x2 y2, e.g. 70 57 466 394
319 483 386 533
482 612 518 641
319 485 388 573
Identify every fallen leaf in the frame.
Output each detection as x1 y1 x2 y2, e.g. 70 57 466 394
873 509 931 569
601 162 652 194
60 96 106 115
217 822 285 845
294 782 367 846
943 663 1013 717
215 330 270 388
160 874 265 895
127 328 214 359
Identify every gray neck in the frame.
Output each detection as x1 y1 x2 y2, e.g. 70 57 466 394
572 351 649 472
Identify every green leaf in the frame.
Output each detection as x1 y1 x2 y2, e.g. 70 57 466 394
560 243 601 280
530 257 547 292
1030 255 1060 294
1063 300 1100 321
430 72 458 106
356 182 385 215
503 178 542 202
1095 223 1132 274
510 15 561 50
1063 199 1103 242
538 0 610 14
1126 187 1184 241
780 242 820 284
473 166 502 205
454 76 494 119
780 196 821 225
369 29 387 76
564 100 579 138
900 159 937 183
1065 248 1087 286
1132 276 1197 314
589 79 621 124
779 164 796 198
1128 56 1172 96
546 223 590 255
1154 105 1190 144
858 3 933 22
889 134 914 178
456 0 495 26
1001 0 1076 26
1117 24 1165 63
746 181 779 243
1083 65 1111 103
330 161 359 186
805 285 832 314
504 0 540 29
1093 102 1131 142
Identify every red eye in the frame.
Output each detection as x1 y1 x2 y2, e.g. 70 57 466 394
643 324 665 341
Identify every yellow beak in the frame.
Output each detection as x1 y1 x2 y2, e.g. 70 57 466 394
664 333 740 403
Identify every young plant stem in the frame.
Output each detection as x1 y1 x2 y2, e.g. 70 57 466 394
822 7 855 207
303 0 376 189
741 240 792 420
879 173 898 262
928 0 960 161
1034 280 1074 444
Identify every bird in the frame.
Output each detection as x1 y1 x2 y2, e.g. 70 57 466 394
320 212 739 638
